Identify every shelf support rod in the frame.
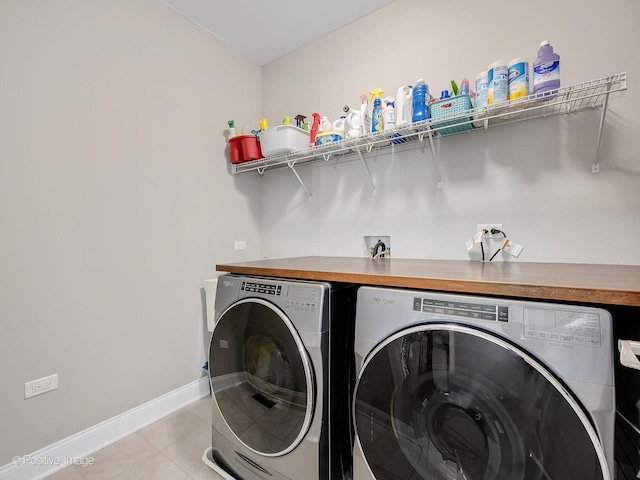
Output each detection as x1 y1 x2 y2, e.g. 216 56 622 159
426 128 443 189
592 80 612 174
355 148 377 195
288 162 312 200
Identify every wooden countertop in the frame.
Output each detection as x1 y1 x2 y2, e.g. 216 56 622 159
217 257 640 307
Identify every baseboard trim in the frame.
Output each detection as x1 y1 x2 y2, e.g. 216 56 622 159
0 376 210 480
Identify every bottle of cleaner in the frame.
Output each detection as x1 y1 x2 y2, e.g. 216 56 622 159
343 105 362 138
227 120 237 139
333 116 347 137
395 86 412 127
533 40 560 99
369 88 384 133
412 79 430 123
359 94 370 136
309 112 320 147
319 116 331 132
460 78 470 95
382 97 396 131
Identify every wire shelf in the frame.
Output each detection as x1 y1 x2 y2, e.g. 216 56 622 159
232 72 626 177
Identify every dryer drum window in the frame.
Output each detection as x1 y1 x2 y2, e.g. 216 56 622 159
353 324 609 480
210 299 315 456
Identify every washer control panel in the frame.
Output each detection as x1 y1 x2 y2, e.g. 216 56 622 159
413 297 509 322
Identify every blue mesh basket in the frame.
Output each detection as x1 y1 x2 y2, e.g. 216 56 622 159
430 94 474 135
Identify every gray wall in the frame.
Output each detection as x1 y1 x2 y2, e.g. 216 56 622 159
0 0 262 464
260 0 640 264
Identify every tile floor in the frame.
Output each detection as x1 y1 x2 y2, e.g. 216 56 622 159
46 396 224 480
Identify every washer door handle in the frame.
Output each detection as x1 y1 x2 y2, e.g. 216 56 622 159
618 339 640 370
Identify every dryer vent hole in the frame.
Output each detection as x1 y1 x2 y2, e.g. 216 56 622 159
252 393 276 409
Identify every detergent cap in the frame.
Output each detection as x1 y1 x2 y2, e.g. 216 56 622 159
369 88 384 100
228 120 235 128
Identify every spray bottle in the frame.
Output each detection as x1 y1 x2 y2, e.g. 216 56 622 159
309 112 320 147
395 86 412 127
359 94 370 137
227 120 237 140
369 88 384 133
382 97 396 131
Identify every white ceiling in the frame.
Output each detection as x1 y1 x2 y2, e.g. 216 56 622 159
161 0 395 66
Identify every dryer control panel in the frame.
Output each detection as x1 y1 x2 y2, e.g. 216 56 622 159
241 280 282 296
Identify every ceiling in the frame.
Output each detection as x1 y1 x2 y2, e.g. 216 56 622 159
161 0 395 66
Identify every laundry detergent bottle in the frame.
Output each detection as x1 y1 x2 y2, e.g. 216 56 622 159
369 88 384 133
533 40 560 99
411 79 430 123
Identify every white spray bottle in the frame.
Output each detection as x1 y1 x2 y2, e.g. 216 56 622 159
395 86 412 127
359 94 370 137
382 97 396 131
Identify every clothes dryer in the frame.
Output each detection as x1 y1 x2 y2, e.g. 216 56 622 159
204 275 356 480
353 286 615 480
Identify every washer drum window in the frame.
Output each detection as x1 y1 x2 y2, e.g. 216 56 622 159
210 299 315 457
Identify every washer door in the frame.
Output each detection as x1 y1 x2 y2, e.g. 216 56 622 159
354 324 610 480
210 298 315 456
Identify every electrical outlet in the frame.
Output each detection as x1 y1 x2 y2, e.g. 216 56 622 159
234 240 247 251
25 374 58 399
477 224 503 239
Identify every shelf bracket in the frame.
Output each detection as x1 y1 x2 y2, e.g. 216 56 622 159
565 85 576 113
592 80 612 174
287 161 312 201
425 128 443 189
355 148 377 195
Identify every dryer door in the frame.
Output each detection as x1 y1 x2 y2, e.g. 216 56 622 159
210 298 315 457
354 324 610 480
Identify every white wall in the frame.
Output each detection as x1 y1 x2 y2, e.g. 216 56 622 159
0 0 262 464
261 0 640 265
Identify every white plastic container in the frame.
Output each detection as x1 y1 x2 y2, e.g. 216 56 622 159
475 71 489 108
395 86 412 126
508 57 530 100
258 125 310 157
488 60 508 105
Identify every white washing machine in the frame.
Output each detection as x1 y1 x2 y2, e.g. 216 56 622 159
353 286 615 480
204 275 356 480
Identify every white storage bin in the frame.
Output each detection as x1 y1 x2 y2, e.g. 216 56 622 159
258 125 310 157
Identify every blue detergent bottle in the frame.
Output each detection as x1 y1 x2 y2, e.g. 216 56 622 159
369 88 384 133
411 79 430 122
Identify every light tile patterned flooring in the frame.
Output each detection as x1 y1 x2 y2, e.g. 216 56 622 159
46 396 224 480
